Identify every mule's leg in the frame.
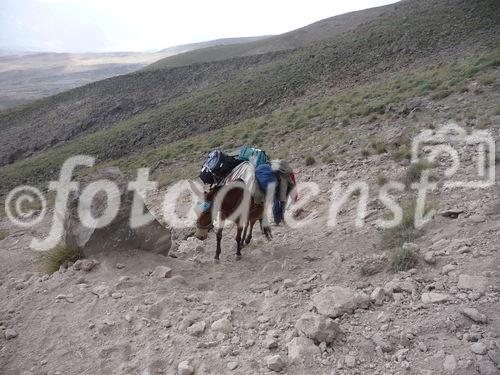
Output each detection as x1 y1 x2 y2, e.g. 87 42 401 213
245 220 255 245
235 226 243 259
215 227 223 262
241 223 249 248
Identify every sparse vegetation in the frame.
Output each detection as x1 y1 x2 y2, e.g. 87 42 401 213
304 155 316 166
41 245 81 275
377 174 388 186
371 141 387 154
388 246 418 272
0 229 7 241
361 148 370 157
403 160 434 186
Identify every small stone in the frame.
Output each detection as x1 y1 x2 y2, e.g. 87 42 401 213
295 312 341 343
370 287 385 306
471 342 488 355
4 329 18 340
263 337 278 349
111 292 123 299
421 292 450 304
177 361 194 375
345 355 356 368
442 264 458 275
73 259 98 272
488 350 500 366
443 355 457 372
187 321 206 336
287 337 321 363
311 286 370 318
283 279 295 288
152 266 172 279
116 263 125 269
457 274 489 294
211 318 233 334
266 355 285 372
227 362 238 370
424 251 436 264
460 307 488 323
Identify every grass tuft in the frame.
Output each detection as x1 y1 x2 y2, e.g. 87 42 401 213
0 229 7 241
403 160 433 186
304 155 316 166
41 245 81 275
388 247 418 272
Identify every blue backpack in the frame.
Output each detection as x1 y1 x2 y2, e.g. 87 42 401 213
255 163 277 193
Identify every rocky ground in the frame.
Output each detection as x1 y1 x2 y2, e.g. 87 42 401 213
0 133 499 375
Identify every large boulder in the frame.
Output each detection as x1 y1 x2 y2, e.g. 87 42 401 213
295 312 341 343
312 286 370 318
62 168 171 256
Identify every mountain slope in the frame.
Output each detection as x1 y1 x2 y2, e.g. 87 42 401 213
0 0 499 194
0 37 269 110
145 3 394 70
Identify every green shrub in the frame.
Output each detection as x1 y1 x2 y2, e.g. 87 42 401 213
388 247 418 272
304 155 316 166
391 145 412 161
361 148 370 157
41 245 81 275
431 89 452 100
404 160 433 186
479 74 495 86
371 141 387 154
381 201 420 250
322 152 336 164
377 174 388 186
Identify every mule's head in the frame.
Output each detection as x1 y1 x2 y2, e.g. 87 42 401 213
190 181 216 240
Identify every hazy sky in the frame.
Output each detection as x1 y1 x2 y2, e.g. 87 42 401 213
0 0 399 53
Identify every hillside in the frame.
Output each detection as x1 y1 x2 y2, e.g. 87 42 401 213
144 3 393 70
1 1 500 374
0 37 268 110
0 0 498 195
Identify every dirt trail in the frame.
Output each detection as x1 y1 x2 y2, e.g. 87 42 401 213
1 150 500 375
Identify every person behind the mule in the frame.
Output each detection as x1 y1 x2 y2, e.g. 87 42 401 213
271 160 296 225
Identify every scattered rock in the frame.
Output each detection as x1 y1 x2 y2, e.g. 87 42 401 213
460 307 488 324
312 286 370 318
295 312 341 343
226 362 238 371
152 265 172 279
211 318 233 334
266 355 285 372
345 355 356 368
443 355 457 372
263 337 278 349
442 264 458 275
177 361 194 375
287 337 321 363
471 342 488 355
371 333 393 353
487 350 500 367
457 274 489 294
4 329 18 340
424 251 436 264
421 292 451 304
370 287 385 306
73 259 98 272
187 321 206 336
